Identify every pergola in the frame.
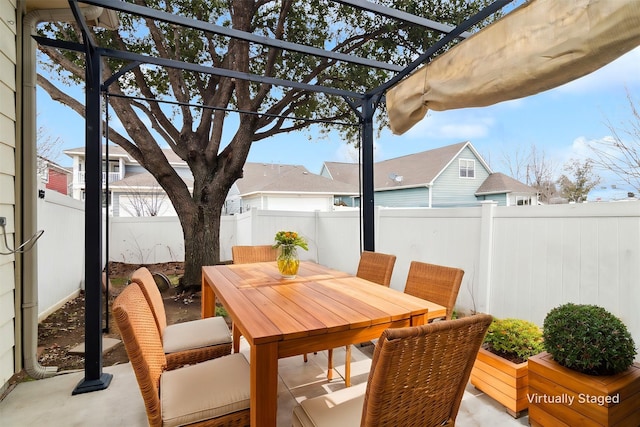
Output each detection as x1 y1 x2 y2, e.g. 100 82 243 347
35 0 640 394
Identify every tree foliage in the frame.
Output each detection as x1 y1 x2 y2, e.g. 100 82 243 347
37 0 496 289
557 158 600 203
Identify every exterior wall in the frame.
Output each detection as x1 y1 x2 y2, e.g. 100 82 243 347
431 146 491 207
477 193 507 206
44 168 69 195
241 194 334 212
508 191 537 206
374 186 429 207
0 0 16 392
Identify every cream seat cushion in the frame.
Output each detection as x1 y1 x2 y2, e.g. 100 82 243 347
161 353 250 427
162 316 231 354
292 382 367 427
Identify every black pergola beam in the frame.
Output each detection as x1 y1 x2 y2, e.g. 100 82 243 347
334 0 472 38
73 0 405 73
98 47 366 99
34 36 366 99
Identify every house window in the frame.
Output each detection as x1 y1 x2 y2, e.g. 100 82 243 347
459 159 475 178
516 196 531 206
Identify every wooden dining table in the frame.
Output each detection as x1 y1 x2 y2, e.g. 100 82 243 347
201 261 446 427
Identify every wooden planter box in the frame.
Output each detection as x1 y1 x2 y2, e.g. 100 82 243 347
470 347 529 418
528 352 640 427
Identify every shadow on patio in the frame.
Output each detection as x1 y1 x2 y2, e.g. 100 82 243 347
1 337 528 426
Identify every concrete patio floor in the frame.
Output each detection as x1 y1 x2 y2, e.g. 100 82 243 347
0 338 529 426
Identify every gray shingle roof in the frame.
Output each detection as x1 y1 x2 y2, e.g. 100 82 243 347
475 172 536 195
236 163 358 195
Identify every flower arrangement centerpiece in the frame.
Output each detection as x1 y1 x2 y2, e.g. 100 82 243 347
273 231 308 278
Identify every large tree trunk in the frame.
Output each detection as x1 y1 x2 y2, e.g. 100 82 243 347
177 128 255 290
180 196 223 289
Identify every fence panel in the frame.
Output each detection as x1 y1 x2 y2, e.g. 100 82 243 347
37 192 85 320
37 201 640 354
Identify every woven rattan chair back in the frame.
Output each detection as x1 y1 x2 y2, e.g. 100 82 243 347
131 267 168 334
231 245 278 264
356 251 397 287
361 314 493 427
404 261 464 320
113 284 167 427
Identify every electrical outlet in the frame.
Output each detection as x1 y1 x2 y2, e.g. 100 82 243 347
0 217 6 227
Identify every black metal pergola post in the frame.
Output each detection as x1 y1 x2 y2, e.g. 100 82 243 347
70 1 112 395
361 96 376 251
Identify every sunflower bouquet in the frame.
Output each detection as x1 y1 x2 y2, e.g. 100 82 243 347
273 231 308 278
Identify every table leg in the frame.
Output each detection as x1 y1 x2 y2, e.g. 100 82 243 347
251 341 279 427
201 274 215 318
411 312 427 326
233 323 241 354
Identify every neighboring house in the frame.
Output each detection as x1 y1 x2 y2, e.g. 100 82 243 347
475 172 538 206
37 156 71 196
63 145 192 217
321 141 538 208
64 146 358 216
225 163 359 214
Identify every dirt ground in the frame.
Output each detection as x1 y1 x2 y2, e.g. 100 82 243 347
35 261 207 372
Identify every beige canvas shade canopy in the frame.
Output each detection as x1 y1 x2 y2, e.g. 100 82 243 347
386 0 640 135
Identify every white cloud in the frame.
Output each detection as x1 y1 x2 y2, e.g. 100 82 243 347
403 111 495 140
555 46 640 94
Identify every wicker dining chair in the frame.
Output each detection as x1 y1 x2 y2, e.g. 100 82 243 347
326 251 397 387
131 267 232 370
229 244 278 349
356 251 396 287
292 314 493 427
113 284 250 427
231 245 278 264
404 261 464 321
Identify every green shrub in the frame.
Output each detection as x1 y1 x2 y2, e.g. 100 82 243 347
543 303 637 376
484 318 544 363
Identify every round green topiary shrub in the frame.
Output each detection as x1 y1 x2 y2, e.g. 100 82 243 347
484 318 544 364
543 303 637 376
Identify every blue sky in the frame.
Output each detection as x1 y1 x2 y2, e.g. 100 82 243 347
38 45 640 201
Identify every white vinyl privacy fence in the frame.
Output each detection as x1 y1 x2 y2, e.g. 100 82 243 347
40 200 640 358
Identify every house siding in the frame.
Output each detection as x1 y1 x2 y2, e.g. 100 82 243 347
374 187 429 207
45 168 69 195
431 146 490 207
478 193 508 206
242 194 334 212
0 0 17 392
